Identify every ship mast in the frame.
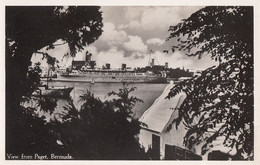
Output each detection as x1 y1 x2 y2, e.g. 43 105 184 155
148 49 153 67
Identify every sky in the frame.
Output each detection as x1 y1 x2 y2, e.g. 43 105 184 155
32 6 217 70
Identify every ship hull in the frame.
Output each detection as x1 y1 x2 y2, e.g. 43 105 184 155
53 73 166 83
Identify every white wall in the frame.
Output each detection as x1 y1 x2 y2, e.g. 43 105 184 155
139 129 154 151
139 112 206 160
139 121 188 159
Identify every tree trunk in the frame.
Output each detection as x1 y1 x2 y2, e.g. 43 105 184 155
6 44 34 153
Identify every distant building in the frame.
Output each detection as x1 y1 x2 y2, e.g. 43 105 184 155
153 65 165 70
122 63 126 70
106 63 111 69
151 58 155 67
89 61 96 69
72 61 85 70
165 62 168 69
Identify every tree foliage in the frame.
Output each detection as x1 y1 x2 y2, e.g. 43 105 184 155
6 6 103 102
24 62 42 98
108 83 143 115
7 6 103 56
6 6 103 155
54 85 149 159
166 6 253 159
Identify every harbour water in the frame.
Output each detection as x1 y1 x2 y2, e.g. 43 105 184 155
35 82 168 120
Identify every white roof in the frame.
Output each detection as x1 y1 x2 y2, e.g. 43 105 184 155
139 83 186 134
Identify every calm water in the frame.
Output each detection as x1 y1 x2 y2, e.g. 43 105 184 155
35 82 168 120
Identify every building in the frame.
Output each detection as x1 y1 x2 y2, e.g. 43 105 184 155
122 63 126 70
105 63 111 69
139 82 238 160
139 82 189 159
165 62 168 69
150 58 155 67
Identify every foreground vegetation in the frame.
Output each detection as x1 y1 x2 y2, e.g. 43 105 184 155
166 6 253 159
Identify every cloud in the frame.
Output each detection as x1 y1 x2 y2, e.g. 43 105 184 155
118 24 128 30
95 7 203 61
92 47 126 68
99 22 128 45
92 47 150 69
95 22 149 58
124 7 144 20
31 44 216 71
146 38 165 46
123 35 148 54
90 46 217 70
124 7 182 31
119 7 202 32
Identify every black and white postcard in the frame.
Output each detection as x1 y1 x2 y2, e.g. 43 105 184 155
2 0 259 164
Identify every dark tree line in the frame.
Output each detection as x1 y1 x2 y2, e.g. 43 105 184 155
136 66 193 78
166 68 193 79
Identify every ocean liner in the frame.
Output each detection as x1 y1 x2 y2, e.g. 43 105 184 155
53 51 167 83
55 69 165 83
